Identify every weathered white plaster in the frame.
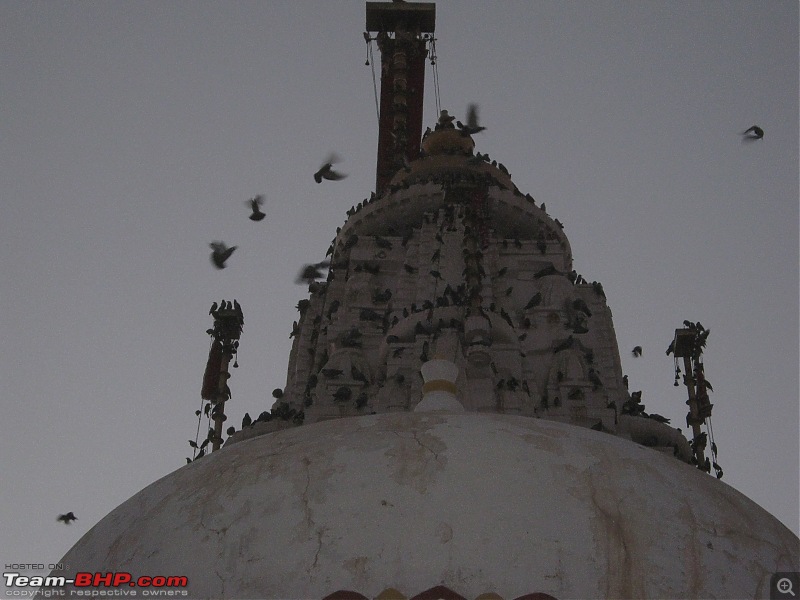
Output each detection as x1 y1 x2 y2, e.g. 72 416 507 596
53 413 799 599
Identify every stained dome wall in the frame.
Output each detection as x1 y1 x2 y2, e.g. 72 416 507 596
52 412 799 599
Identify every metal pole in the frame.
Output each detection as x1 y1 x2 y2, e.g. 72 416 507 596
684 355 706 468
212 346 232 452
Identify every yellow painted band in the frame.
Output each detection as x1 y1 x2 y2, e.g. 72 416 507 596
422 380 458 394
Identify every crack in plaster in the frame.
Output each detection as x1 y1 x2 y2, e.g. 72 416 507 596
587 462 640 599
300 455 328 576
680 499 704 596
199 511 229 539
412 430 440 460
386 428 448 493
213 567 225 597
312 526 327 569
301 456 314 530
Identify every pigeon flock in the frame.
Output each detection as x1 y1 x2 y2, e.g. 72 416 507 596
194 107 760 471
208 156 348 276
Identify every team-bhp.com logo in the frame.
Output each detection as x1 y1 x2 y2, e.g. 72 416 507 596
4 572 189 597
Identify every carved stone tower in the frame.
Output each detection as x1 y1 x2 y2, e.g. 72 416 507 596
231 2 691 461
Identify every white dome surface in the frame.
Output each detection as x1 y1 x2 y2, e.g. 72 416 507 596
57 413 798 599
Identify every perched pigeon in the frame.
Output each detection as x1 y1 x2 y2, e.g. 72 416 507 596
246 195 266 221
333 386 352 401
210 241 237 269
524 292 542 310
742 125 764 140
438 109 455 126
314 154 347 183
57 512 77 524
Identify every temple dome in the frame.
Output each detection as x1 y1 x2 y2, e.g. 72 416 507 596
53 412 798 599
421 126 475 156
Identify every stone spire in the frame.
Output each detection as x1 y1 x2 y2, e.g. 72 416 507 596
232 111 687 462
229 4 691 462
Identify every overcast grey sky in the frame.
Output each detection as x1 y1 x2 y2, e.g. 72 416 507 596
2 0 798 581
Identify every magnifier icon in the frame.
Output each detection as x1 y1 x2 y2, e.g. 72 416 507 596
778 577 796 597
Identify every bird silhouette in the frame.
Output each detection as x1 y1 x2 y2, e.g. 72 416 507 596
533 264 560 279
295 261 330 285
246 195 266 221
374 236 393 249
333 386 352 401
459 104 486 136
57 512 78 524
632 346 642 357
572 298 592 317
351 366 368 383
742 125 764 140
588 369 603 390
314 154 347 183
648 413 671 424
210 241 237 269
438 109 455 126
242 412 252 427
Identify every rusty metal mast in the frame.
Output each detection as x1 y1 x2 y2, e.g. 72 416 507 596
671 323 718 475
201 300 244 452
366 1 435 195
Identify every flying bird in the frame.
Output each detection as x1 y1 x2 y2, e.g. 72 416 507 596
314 154 348 183
295 261 330 285
57 512 77 524
246 195 266 221
210 241 237 269
742 125 764 140
459 104 486 136
632 346 642 357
